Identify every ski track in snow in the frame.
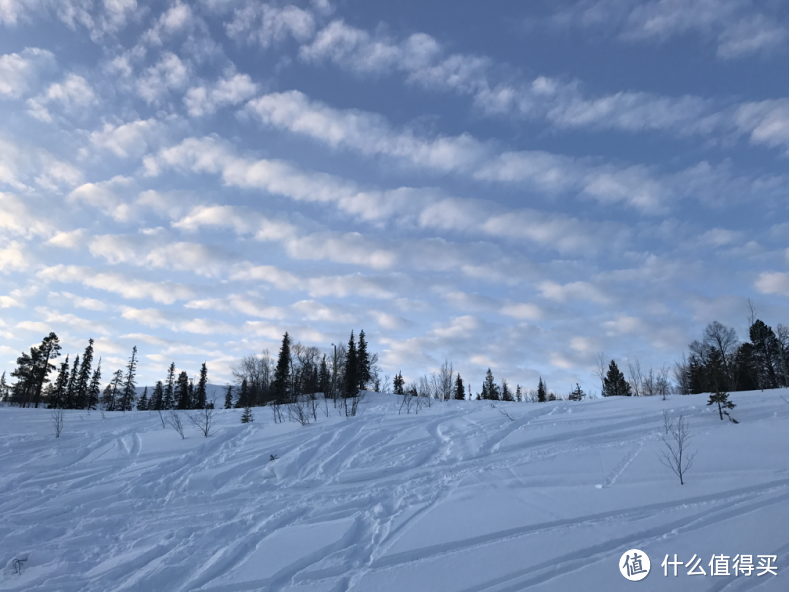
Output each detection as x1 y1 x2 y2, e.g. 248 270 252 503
1 391 788 591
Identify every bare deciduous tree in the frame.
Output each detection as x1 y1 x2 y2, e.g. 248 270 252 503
188 400 215 437
168 410 185 439
594 352 607 396
51 408 64 438
437 360 454 401
628 358 643 397
658 413 696 485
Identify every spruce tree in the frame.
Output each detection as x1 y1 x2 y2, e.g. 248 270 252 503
31 332 61 408
49 355 70 409
271 332 292 404
176 371 191 409
537 377 547 403
344 331 358 398
454 374 465 400
240 406 254 423
195 362 208 409
482 368 498 400
515 384 522 402
318 356 330 395
569 383 585 401
603 360 632 396
707 390 738 422
393 372 404 395
106 369 124 410
0 371 8 403
121 346 138 412
163 363 176 410
501 379 513 401
74 339 94 409
235 378 249 408
224 385 233 409
151 380 164 411
65 355 80 409
137 386 148 411
357 330 370 391
87 360 102 410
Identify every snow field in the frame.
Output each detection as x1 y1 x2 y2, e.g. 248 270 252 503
1 390 788 591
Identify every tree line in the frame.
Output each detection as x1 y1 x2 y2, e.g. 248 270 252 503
1 313 786 412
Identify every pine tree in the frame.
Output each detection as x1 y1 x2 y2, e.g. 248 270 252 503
454 373 465 400
106 369 124 411
603 360 632 396
195 362 208 409
344 331 358 398
0 371 8 403
240 406 254 423
707 390 738 423
64 354 80 409
482 368 498 400
87 360 102 410
569 383 585 401
163 363 176 410
393 372 405 395
137 386 148 411
537 377 547 403
176 371 191 409
357 330 370 391
151 380 164 411
30 332 61 408
49 355 70 409
501 379 513 401
271 332 292 404
224 384 233 409
121 346 138 412
515 384 522 402
235 378 249 408
318 355 330 395
74 339 94 409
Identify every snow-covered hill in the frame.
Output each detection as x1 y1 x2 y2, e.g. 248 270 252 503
1 390 787 591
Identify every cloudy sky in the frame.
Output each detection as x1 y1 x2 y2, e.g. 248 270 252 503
1 0 788 393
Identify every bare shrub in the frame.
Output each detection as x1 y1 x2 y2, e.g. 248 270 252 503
658 413 697 485
289 395 311 426
51 408 64 438
188 402 215 437
168 410 185 439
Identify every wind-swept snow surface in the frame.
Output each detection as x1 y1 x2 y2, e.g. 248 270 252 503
1 391 787 591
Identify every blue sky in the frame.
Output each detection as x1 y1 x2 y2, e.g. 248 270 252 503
1 0 788 393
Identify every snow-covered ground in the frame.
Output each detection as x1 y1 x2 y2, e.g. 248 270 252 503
1 390 788 591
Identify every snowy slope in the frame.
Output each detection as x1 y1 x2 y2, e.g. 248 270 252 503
1 390 788 591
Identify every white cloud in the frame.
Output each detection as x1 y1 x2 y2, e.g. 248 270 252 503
0 192 52 237
500 302 543 321
0 241 30 273
735 100 789 155
226 3 316 47
539 281 610 304
46 229 88 249
67 176 136 221
26 73 97 122
184 70 257 117
137 52 189 103
142 1 195 46
37 265 194 304
186 294 287 319
0 295 22 308
173 204 298 241
0 47 55 98
55 290 108 311
89 118 165 158
755 272 789 297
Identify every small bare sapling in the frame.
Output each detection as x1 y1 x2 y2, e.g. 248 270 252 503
51 409 64 438
658 413 697 485
168 410 185 439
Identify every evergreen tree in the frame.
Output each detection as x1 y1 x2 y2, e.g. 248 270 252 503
501 379 514 401
357 330 370 391
344 331 358 398
707 390 738 423
569 383 585 401
120 346 138 412
318 355 330 395
224 385 233 409
393 372 405 395
31 333 61 408
515 384 522 402
271 332 292 404
0 371 8 403
87 360 102 410
602 360 632 396
105 369 124 411
163 363 176 410
749 320 781 389
176 371 191 409
481 368 499 400
137 386 149 411
240 406 254 423
454 373 465 400
64 355 80 409
49 355 70 409
151 380 164 411
195 362 208 409
74 339 94 409
235 378 249 408
537 377 547 403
